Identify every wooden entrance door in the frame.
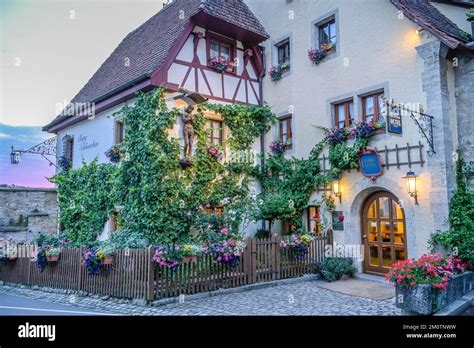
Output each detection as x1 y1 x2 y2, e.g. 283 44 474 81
362 191 407 274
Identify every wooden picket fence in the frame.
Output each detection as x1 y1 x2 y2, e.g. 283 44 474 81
0 233 328 300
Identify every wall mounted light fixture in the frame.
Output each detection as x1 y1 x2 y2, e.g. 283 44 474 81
332 176 342 203
403 171 419 205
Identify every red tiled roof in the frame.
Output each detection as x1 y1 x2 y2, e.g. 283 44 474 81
44 0 268 131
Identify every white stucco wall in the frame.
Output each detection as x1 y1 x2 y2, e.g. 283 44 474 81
56 102 128 169
245 0 456 260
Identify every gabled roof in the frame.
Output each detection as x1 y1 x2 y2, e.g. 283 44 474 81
391 0 473 49
44 0 268 131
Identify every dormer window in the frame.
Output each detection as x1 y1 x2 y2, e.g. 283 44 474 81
207 33 236 73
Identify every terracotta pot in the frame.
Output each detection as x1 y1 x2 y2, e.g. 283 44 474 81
102 256 114 265
46 255 59 262
183 255 198 264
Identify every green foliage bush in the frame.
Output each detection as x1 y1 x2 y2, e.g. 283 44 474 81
50 160 116 245
254 229 270 239
318 257 357 282
429 152 474 268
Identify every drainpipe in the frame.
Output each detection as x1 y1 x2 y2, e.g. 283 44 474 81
258 45 266 231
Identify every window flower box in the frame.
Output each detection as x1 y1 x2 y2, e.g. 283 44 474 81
308 43 335 65
209 56 233 73
182 244 201 264
268 62 290 82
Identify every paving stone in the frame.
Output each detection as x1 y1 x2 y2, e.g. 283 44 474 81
0 280 401 316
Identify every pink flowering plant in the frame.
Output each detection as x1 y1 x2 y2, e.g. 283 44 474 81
206 145 223 161
203 228 246 267
350 120 386 139
386 253 467 290
209 56 231 73
308 43 334 65
280 233 314 260
152 245 182 270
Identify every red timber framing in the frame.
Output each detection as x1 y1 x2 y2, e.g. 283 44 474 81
47 18 265 133
162 29 263 105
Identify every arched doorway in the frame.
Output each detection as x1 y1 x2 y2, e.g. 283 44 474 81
362 191 407 275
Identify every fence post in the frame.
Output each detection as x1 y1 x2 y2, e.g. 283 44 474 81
250 238 257 284
146 246 155 301
273 234 281 280
26 245 32 285
77 247 83 291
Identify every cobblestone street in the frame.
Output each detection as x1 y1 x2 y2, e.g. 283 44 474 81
0 280 401 316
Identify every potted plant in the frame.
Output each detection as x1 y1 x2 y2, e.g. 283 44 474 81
45 246 61 262
97 245 114 265
6 244 17 261
386 253 471 315
182 244 201 263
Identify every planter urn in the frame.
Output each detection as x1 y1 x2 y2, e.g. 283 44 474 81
395 271 473 315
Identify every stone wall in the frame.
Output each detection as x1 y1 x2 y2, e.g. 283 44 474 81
454 53 474 191
0 187 58 243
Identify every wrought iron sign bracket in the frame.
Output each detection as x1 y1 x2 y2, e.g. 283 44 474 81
408 111 435 156
10 136 58 167
383 97 435 156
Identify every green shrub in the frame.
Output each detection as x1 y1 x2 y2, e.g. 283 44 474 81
429 152 474 268
319 257 356 282
254 229 270 239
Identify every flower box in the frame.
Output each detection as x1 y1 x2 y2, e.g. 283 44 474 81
7 255 17 261
395 271 473 315
46 255 59 262
183 255 198 264
102 256 114 265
